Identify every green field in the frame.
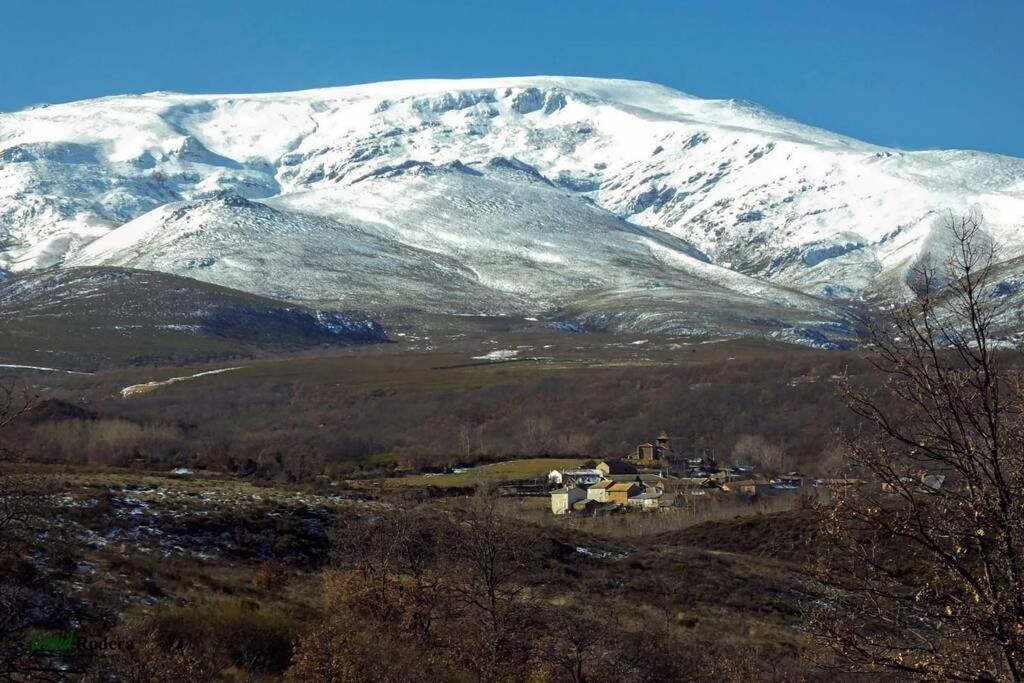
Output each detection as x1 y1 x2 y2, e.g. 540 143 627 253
388 457 588 487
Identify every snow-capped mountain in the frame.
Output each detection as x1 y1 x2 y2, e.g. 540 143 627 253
1 76 1021 342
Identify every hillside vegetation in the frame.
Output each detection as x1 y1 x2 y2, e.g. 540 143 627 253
2 339 864 480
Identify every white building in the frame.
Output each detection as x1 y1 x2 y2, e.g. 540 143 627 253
627 489 664 510
551 487 586 515
547 468 603 487
586 479 614 502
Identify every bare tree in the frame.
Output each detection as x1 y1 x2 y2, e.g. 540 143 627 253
732 434 785 474
0 379 33 438
0 379 67 681
0 378 37 543
0 378 43 555
301 498 539 681
810 214 1024 680
446 487 538 682
330 506 448 641
330 509 412 624
532 607 599 683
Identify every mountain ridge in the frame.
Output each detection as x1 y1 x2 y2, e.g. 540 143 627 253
1 76 1021 346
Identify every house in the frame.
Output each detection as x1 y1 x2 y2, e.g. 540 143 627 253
682 478 725 495
587 479 615 503
773 472 806 489
678 481 708 498
724 468 744 481
596 459 637 476
606 481 643 505
627 488 664 510
626 432 676 468
554 477 658 514
770 473 805 491
683 469 727 485
628 442 659 468
547 468 603 487
551 487 587 515
607 473 667 487
686 448 718 472
728 479 773 496
659 492 682 507
573 499 619 516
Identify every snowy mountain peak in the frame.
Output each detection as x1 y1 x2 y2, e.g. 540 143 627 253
1 76 1022 343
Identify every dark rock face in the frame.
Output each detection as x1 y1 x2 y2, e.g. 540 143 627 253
801 241 864 267
411 90 496 115
511 88 545 114
201 306 387 344
209 189 259 208
626 186 677 214
554 172 601 192
0 142 100 165
352 159 483 184
0 145 36 163
543 91 567 113
485 157 552 185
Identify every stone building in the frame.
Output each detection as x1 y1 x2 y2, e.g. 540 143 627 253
626 431 675 468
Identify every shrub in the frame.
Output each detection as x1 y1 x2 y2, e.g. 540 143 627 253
146 600 297 674
252 561 288 593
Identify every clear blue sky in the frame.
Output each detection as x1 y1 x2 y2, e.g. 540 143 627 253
3 1 1022 156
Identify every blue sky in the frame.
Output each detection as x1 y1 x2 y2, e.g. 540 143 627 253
3 1 1022 156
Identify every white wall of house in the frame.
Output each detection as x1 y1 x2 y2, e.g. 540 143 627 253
627 494 662 509
551 487 585 514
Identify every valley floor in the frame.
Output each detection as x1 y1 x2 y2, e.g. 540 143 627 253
0 337 869 679
5 463 826 681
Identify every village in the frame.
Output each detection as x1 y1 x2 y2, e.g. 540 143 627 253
547 432 860 515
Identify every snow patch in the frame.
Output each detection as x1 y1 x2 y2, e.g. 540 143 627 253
472 349 519 361
121 367 243 398
0 364 92 375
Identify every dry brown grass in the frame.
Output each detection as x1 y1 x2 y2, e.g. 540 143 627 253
387 457 587 487
15 459 830 681
496 491 810 538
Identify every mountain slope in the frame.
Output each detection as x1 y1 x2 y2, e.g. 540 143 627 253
65 167 851 342
1 76 1021 342
0 267 387 369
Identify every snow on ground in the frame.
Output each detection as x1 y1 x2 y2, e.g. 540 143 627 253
0 363 93 375
472 349 519 361
120 367 243 398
